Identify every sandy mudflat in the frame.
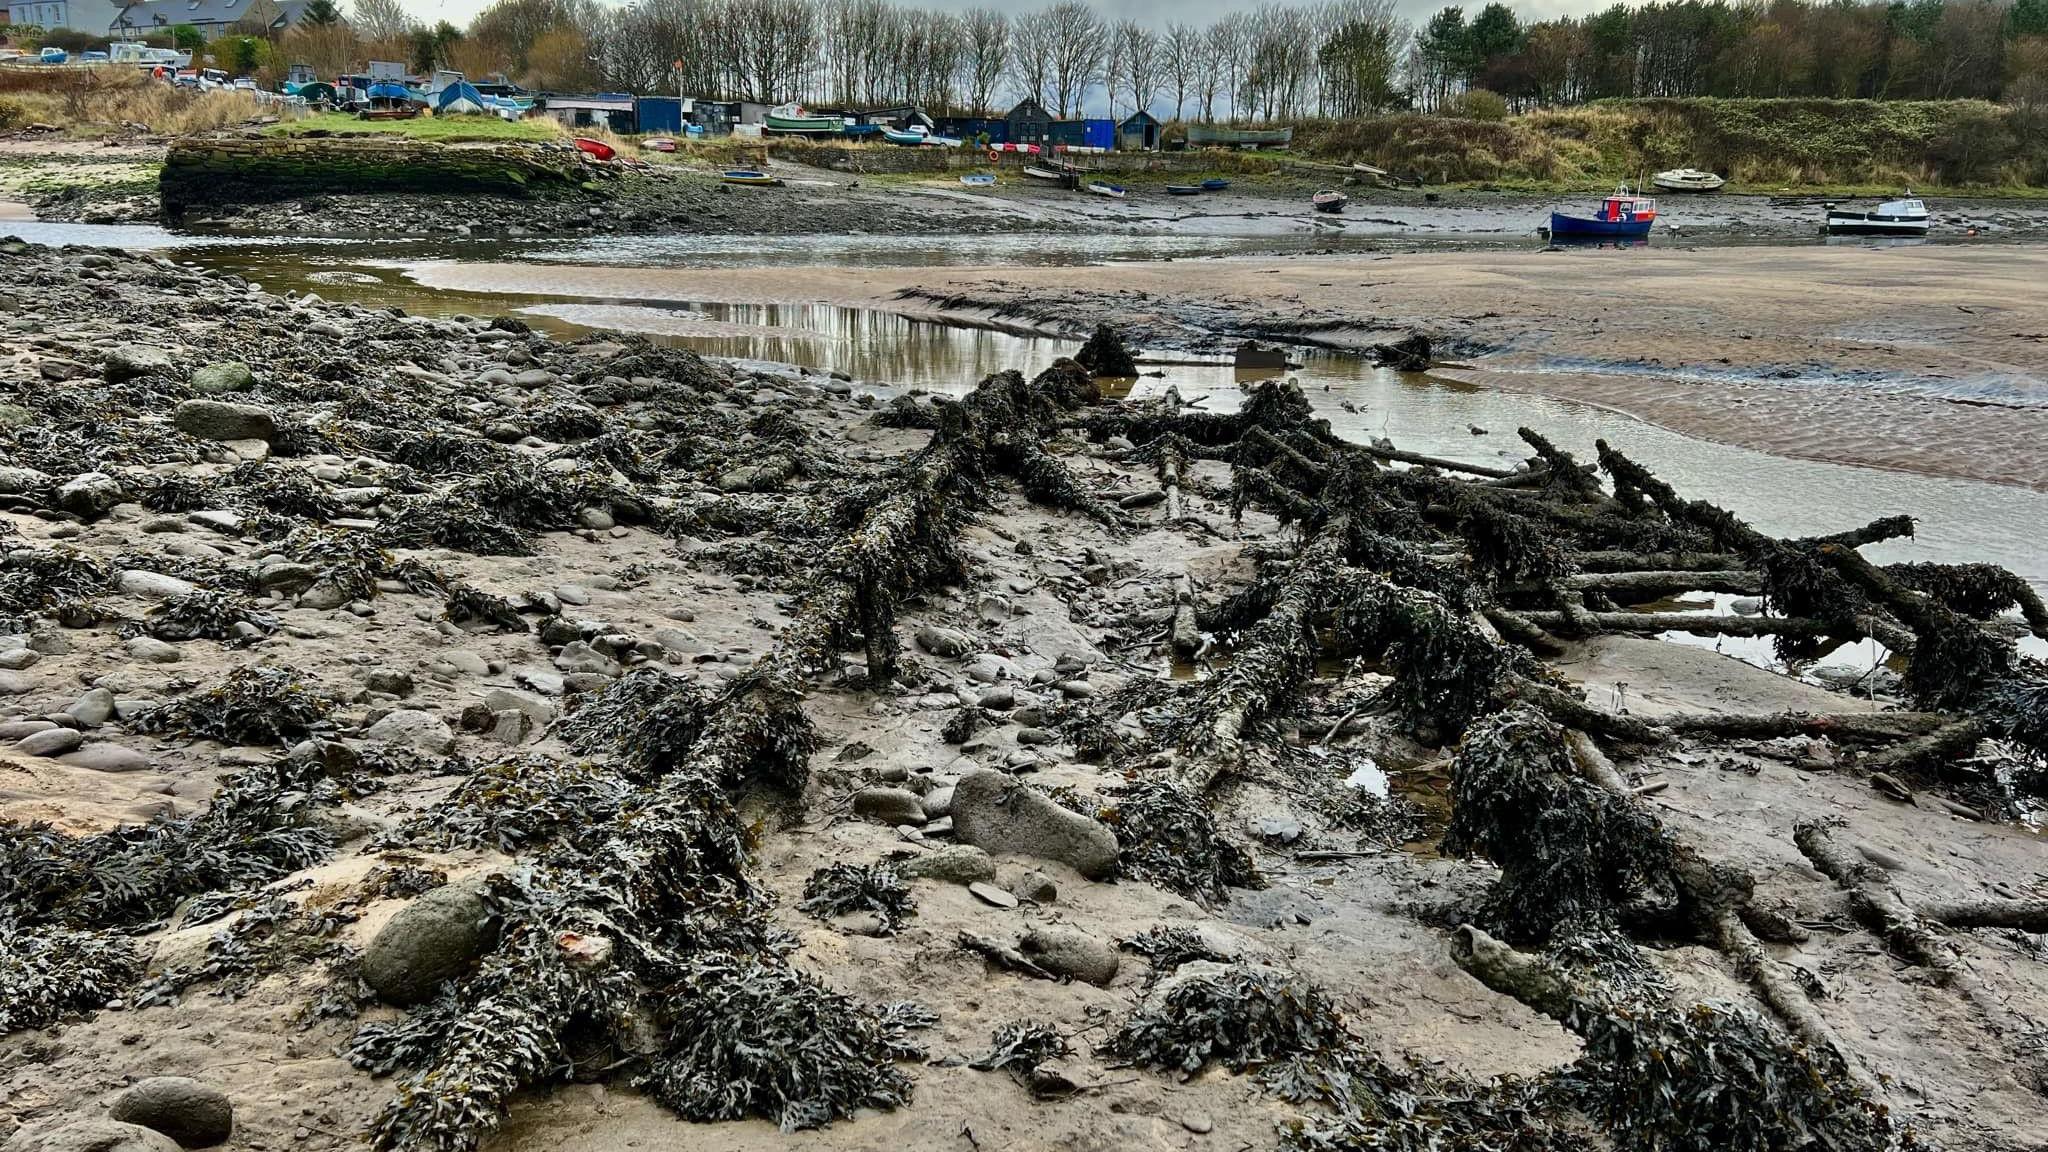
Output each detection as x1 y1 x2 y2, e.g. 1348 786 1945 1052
410 243 2048 490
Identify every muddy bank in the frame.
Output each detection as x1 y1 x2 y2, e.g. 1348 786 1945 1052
400 243 2048 492
1 236 2047 1152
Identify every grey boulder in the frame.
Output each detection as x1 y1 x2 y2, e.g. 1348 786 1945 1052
949 770 1119 879
56 472 127 518
361 883 498 1006
2 1119 181 1152
103 345 175 383
172 400 275 443
1020 925 1120 986
852 787 926 826
897 845 996 885
188 362 255 394
364 709 456 755
107 1076 233 1149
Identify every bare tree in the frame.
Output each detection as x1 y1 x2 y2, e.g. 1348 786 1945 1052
349 0 416 42
1162 21 1199 120
960 8 1010 114
1207 12 1250 121
1111 19 1160 119
1045 0 1104 117
1012 7 1057 109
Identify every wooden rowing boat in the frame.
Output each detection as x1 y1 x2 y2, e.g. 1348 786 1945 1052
1311 189 1347 213
1087 181 1126 199
720 169 782 187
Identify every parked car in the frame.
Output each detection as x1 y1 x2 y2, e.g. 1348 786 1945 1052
38 47 69 64
232 77 257 91
199 68 228 89
81 51 109 63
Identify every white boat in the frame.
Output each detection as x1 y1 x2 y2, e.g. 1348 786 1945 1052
1086 181 1126 199
1825 194 1929 236
1652 167 1725 193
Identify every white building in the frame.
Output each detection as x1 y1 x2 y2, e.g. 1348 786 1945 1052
7 0 124 34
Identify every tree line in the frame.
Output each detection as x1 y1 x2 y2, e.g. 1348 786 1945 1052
68 0 2048 116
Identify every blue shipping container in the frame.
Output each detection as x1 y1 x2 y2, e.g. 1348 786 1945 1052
636 97 683 134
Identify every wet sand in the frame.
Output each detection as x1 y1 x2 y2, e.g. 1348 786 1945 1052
408 243 2048 491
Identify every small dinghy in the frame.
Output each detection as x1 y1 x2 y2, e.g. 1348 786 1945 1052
1824 193 1929 236
720 169 782 187
1201 178 1229 191
1548 187 1656 238
960 173 996 187
1087 181 1127 199
1166 184 1202 196
1311 189 1348 213
640 137 677 153
1652 167 1725 193
573 137 616 162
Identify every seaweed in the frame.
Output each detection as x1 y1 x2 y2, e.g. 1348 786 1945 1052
1102 779 1262 902
442 581 529 632
556 668 710 775
969 1021 1071 1073
639 955 920 1131
143 588 278 644
134 892 358 1006
1119 925 1237 975
1107 962 1350 1074
798 862 915 934
0 919 146 1034
1440 709 1675 944
395 756 631 854
129 664 336 746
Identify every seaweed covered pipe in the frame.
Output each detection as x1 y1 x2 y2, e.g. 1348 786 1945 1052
360 363 1112 1152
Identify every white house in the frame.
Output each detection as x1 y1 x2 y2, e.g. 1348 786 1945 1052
7 0 124 34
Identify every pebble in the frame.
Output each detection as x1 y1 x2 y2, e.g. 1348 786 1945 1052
362 883 498 1006
55 471 126 518
1006 869 1058 903
1020 925 1120 985
5 1119 181 1152
117 570 199 600
1180 1113 1215 1135
950 770 1119 879
0 669 39 695
0 719 57 740
898 845 995 884
364 709 456 754
0 647 38 670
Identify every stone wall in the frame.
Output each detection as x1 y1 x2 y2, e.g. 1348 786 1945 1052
159 136 595 217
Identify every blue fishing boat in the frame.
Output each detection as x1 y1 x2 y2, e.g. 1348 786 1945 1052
1548 187 1658 239
960 173 996 187
721 170 782 187
1200 178 1229 191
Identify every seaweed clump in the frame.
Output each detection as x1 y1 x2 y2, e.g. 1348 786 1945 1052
395 755 631 854
798 862 915 935
639 955 923 1131
0 920 146 1033
1108 962 1349 1074
1102 779 1261 903
969 1021 1071 1073
1440 709 1672 944
129 664 335 746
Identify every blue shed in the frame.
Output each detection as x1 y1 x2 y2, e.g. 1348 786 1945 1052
637 97 684 135
1080 119 1115 150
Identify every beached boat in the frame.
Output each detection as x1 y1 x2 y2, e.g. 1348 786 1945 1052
764 103 842 135
434 79 488 116
1652 167 1726 193
1087 181 1127 199
1186 125 1293 148
1311 189 1347 213
1201 178 1229 191
960 173 996 187
1166 184 1203 196
1548 187 1657 238
573 137 616 162
1824 193 1929 236
640 137 677 153
356 107 419 121
1024 165 1065 181
881 125 965 147
721 169 783 187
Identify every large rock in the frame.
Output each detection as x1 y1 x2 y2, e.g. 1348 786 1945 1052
58 744 154 773
852 787 926 826
188 362 254 395
103 345 175 383
482 687 556 727
0 465 50 496
116 570 199 600
55 472 127 518
361 883 497 1006
949 770 1120 879
1020 925 1120 986
897 845 996 885
107 1077 233 1149
172 400 275 443
915 625 974 659
364 709 455 754
67 687 116 727
2 1118 181 1152
14 728 84 757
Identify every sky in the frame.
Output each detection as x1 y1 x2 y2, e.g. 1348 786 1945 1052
381 0 1612 41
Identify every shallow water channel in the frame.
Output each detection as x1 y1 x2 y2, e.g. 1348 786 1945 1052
16 220 2048 667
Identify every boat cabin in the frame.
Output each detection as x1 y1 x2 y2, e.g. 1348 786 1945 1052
1600 191 1657 224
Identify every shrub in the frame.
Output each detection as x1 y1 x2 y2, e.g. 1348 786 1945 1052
1445 88 1509 122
